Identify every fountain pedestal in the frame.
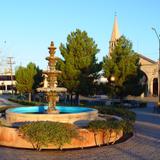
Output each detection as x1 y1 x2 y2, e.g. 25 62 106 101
47 92 59 114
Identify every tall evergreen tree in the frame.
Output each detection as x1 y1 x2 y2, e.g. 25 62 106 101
103 36 145 98
58 29 101 103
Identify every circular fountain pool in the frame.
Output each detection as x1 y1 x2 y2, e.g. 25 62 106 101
6 106 98 126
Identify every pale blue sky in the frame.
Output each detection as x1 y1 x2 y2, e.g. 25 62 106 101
0 0 160 71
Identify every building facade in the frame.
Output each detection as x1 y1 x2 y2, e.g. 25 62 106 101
0 74 16 94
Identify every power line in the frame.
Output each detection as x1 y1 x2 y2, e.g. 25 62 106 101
7 57 15 95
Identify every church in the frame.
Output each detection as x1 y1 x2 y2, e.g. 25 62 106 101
109 15 158 97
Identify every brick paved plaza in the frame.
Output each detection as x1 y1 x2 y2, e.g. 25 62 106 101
0 99 160 160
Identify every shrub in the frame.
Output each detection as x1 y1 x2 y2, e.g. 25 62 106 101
8 98 45 106
88 119 124 145
91 106 136 134
88 120 107 131
96 106 136 122
89 119 124 133
19 121 79 151
121 120 134 134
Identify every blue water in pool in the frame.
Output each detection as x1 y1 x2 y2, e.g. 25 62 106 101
8 106 96 114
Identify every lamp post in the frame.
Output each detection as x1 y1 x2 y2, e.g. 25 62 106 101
1 82 4 95
110 76 115 82
152 27 160 106
110 75 116 98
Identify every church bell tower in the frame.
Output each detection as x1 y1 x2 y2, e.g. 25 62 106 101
109 14 120 56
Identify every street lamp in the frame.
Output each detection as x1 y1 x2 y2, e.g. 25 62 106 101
1 82 4 94
152 27 160 106
110 76 115 82
109 75 116 98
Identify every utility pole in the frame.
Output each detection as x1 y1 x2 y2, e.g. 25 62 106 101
7 57 15 95
152 27 160 106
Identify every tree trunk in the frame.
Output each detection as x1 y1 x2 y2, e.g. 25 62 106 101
75 93 79 105
71 93 73 105
64 93 67 104
29 92 32 102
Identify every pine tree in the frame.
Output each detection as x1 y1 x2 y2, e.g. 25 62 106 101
103 36 145 98
58 29 101 104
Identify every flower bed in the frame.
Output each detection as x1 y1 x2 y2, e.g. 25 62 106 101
0 122 123 150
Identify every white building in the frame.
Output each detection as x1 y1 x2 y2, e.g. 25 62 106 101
0 74 16 94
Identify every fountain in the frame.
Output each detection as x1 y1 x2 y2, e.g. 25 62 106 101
37 41 67 113
0 41 123 149
5 41 98 126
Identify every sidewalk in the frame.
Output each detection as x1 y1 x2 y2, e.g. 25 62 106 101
127 95 158 103
0 98 20 107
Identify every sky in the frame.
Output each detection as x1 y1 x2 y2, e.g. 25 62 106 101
0 0 160 73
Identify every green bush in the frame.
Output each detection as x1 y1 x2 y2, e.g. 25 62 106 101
88 119 124 145
88 120 107 131
89 119 124 130
8 98 45 106
121 120 134 134
91 106 136 134
19 121 79 151
95 106 136 122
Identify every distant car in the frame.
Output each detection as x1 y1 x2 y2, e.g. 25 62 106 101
130 100 140 107
123 102 132 108
122 100 140 108
105 99 121 106
17 94 27 100
105 100 112 105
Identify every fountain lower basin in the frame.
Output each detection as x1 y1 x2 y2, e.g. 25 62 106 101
6 106 98 126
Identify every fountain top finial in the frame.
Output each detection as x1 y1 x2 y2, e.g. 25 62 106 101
48 41 56 55
51 41 54 46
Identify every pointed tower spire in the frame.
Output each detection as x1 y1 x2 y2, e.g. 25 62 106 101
111 13 120 41
109 14 120 56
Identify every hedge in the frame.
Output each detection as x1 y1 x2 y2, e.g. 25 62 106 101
8 98 45 106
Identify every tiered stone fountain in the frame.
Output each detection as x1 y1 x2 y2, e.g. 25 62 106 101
37 41 67 113
0 41 123 149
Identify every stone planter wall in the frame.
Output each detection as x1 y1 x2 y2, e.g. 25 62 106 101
0 126 123 149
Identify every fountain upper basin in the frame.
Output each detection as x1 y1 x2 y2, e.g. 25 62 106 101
6 106 98 126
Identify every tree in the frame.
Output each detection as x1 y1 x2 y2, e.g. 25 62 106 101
103 36 145 98
15 62 38 101
33 66 43 91
58 29 101 104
